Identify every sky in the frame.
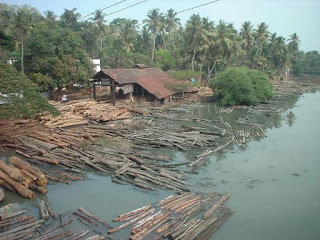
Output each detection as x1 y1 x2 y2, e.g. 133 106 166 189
2 0 320 51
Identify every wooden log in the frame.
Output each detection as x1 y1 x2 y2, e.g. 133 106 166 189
86 235 106 240
29 183 47 194
160 193 193 209
0 188 4 203
0 161 30 187
195 209 235 240
0 179 16 192
131 213 171 240
46 175 71 185
78 207 111 228
189 139 234 167
0 170 34 198
37 200 49 220
114 205 151 222
31 155 59 165
131 211 163 234
0 219 44 239
73 211 97 226
203 193 231 219
0 209 28 220
108 208 155 234
20 169 37 181
131 212 171 239
9 157 46 183
46 201 55 218
69 230 90 240
15 150 30 158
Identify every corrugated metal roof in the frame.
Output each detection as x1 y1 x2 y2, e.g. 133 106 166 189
93 68 176 99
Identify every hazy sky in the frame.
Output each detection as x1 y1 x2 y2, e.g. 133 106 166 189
2 0 320 51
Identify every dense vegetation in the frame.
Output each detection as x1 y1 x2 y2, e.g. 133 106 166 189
209 67 273 106
0 3 319 92
0 62 59 118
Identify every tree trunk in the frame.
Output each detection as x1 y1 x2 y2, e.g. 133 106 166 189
162 35 167 50
206 61 216 82
20 29 24 74
151 35 156 61
173 33 176 57
190 42 198 71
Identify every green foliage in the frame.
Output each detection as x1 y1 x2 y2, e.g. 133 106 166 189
165 82 194 92
0 63 59 119
24 24 92 90
291 63 303 76
169 70 203 80
300 51 320 74
27 72 53 91
209 67 273 106
154 49 175 71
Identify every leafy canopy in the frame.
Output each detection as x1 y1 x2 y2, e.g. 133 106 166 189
0 62 59 119
209 67 273 106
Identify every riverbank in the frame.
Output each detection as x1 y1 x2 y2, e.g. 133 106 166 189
0 75 319 239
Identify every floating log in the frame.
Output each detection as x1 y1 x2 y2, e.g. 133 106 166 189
37 200 49 220
0 170 34 198
114 205 152 222
0 161 30 187
29 183 47 194
78 207 111 228
108 208 155 234
31 155 59 165
9 157 46 184
0 189 4 202
203 193 231 219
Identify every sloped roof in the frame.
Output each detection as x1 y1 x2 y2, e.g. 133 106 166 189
93 68 176 99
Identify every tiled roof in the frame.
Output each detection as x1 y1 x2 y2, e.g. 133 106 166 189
94 68 176 99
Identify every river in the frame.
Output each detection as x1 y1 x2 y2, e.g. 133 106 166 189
1 91 319 239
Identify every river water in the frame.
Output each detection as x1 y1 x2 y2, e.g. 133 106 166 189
1 91 320 239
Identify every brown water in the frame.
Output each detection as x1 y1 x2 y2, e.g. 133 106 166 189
1 91 320 239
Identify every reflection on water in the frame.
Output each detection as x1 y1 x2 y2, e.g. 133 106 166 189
286 111 297 126
190 91 320 240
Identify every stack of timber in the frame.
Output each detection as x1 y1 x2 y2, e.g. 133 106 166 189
45 99 134 125
108 192 233 240
0 157 47 198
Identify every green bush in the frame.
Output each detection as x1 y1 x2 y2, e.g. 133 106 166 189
165 82 195 92
154 49 176 71
0 63 59 119
209 67 273 106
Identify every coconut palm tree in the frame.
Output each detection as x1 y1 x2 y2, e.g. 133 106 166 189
90 9 107 49
60 8 81 31
213 20 237 71
185 14 210 71
288 33 300 52
143 9 163 61
121 19 138 51
240 21 254 53
165 9 180 55
13 9 37 73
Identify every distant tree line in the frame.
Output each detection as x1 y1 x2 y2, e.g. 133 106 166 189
0 3 319 91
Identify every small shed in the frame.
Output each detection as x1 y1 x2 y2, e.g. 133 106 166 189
91 66 178 104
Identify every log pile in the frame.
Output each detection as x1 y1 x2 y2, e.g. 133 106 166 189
108 192 233 240
44 99 133 126
0 157 47 198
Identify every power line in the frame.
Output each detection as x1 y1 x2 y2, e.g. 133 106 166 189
138 0 220 27
104 0 148 17
79 0 127 20
177 0 220 14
